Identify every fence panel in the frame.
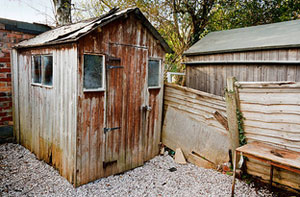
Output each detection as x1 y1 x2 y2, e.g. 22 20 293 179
237 81 300 189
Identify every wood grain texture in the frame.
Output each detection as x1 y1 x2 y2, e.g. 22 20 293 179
237 81 300 190
162 83 230 165
185 49 300 96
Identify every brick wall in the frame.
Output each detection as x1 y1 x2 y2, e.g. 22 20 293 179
0 25 35 126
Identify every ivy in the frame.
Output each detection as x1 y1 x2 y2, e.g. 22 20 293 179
236 108 246 146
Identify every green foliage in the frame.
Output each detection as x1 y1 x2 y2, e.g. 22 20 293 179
72 0 300 76
236 108 246 146
209 0 300 31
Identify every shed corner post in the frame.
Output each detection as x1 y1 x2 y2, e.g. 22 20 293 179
11 49 20 144
225 77 240 165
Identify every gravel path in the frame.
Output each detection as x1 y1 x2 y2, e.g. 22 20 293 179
0 143 273 197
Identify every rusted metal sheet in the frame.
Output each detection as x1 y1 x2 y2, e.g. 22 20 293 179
75 14 165 186
13 9 167 187
15 8 172 54
13 44 78 185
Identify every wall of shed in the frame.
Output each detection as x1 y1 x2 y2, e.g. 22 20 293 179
76 14 165 186
185 49 300 96
12 44 78 184
236 81 300 190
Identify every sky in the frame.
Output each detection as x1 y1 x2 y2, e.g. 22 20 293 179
0 0 80 25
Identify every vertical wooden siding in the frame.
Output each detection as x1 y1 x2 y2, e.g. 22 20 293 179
76 14 165 185
237 81 300 189
185 49 300 96
13 45 78 184
162 83 230 165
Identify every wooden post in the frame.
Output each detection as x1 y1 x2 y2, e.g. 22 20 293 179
225 77 240 165
231 150 238 197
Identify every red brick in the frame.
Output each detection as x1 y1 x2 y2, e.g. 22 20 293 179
0 68 10 72
0 112 7 116
4 53 10 58
0 106 11 111
0 57 10 62
0 97 10 102
0 78 11 82
0 117 12 122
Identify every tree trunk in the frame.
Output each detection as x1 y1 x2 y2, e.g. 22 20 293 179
53 0 72 26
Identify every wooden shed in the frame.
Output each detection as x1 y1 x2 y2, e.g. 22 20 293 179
11 7 172 186
183 20 300 96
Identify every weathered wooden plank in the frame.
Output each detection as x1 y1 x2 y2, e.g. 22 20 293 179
162 106 230 165
246 159 300 189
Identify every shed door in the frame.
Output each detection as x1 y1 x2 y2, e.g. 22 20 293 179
104 56 123 169
104 44 148 173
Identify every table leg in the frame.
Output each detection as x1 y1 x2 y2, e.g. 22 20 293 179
231 151 238 197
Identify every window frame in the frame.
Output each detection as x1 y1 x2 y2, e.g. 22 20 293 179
147 57 162 89
83 53 106 92
31 54 53 88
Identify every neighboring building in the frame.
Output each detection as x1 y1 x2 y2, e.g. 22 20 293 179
12 8 172 186
183 20 300 96
0 18 50 127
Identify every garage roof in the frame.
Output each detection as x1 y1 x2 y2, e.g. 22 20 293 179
184 20 300 56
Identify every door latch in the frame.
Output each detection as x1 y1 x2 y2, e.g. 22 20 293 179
104 127 121 133
142 105 152 111
107 65 124 69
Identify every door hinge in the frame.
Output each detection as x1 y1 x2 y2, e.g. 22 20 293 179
107 65 124 69
104 127 121 133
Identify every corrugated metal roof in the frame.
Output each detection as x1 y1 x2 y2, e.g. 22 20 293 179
0 18 51 34
15 8 173 53
184 20 300 56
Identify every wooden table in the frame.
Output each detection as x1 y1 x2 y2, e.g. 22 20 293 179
231 141 300 196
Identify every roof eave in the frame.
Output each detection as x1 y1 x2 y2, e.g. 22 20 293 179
183 44 300 56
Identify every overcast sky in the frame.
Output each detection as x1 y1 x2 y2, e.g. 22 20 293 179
0 0 80 25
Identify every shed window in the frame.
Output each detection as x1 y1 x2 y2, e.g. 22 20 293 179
32 56 41 84
42 56 53 86
32 55 53 86
148 59 161 88
83 54 105 91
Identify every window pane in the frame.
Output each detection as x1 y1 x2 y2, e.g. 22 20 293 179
84 54 104 89
148 60 160 87
32 56 41 84
43 56 53 86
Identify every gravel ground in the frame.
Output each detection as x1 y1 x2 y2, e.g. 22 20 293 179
0 143 273 197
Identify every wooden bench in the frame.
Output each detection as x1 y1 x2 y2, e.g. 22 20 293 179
231 141 300 196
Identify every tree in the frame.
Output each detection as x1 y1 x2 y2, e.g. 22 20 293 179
73 0 218 75
209 0 300 31
53 0 72 25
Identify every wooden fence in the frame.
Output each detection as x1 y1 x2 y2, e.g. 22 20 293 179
236 81 300 190
162 83 230 167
